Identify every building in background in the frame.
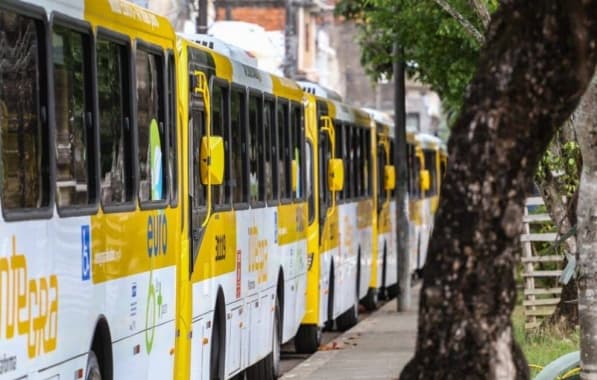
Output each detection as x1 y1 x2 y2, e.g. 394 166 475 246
134 0 446 139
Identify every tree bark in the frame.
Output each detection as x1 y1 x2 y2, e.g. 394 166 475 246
536 131 579 329
576 73 597 380
400 1 597 379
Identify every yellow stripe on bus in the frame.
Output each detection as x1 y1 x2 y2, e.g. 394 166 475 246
277 203 308 245
90 209 178 284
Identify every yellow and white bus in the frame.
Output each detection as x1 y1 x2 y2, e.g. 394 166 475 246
407 133 441 276
294 83 376 353
0 1 308 379
366 110 398 303
1 1 180 379
177 33 308 380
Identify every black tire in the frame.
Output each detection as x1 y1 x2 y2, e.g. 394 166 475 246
271 299 281 379
294 324 322 354
210 313 224 380
386 283 398 299
379 244 388 300
247 298 280 380
324 264 334 331
361 287 378 311
85 350 102 380
336 301 358 331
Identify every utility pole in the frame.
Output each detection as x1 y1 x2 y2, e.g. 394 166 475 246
394 42 411 312
284 0 297 78
197 0 208 33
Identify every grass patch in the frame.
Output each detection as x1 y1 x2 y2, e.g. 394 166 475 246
512 306 579 377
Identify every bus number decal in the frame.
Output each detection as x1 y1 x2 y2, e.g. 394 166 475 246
147 214 168 257
0 236 59 358
215 235 227 261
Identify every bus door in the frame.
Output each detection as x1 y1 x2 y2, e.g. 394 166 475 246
189 69 224 269
317 103 331 232
317 108 344 235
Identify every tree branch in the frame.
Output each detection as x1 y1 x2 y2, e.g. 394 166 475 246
431 0 485 45
468 0 491 29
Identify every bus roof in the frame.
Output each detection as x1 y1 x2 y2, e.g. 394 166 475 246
179 35 303 102
415 132 442 149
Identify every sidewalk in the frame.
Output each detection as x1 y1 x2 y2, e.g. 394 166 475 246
281 290 419 380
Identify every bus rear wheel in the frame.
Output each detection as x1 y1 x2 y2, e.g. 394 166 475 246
336 301 358 331
294 324 322 354
85 351 102 380
361 287 378 311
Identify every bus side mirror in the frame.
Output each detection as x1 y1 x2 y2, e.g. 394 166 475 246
200 136 224 185
328 158 344 192
384 165 396 191
420 169 430 192
292 159 298 192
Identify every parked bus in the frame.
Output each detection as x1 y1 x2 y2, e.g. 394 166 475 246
408 133 441 276
0 0 446 378
294 82 377 353
178 33 308 380
0 1 307 380
0 1 180 379
366 110 398 303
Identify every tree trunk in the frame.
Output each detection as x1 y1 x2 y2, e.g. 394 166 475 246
576 73 597 379
537 147 579 328
400 1 597 379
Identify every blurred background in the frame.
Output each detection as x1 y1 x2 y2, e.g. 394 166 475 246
131 0 447 140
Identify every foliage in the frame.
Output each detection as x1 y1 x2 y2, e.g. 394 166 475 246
512 306 580 378
536 131 582 197
335 0 498 113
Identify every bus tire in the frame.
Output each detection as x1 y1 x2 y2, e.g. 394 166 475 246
386 283 398 299
336 301 358 331
324 263 335 331
361 287 378 311
294 324 322 354
85 350 102 380
272 298 281 379
210 311 225 380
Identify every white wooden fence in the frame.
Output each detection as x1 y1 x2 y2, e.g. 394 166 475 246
521 196 562 330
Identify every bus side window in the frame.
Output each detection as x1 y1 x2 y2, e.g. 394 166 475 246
424 150 437 197
53 24 96 210
167 52 178 207
97 36 134 207
136 46 167 204
360 129 371 196
0 9 51 213
249 92 264 204
344 124 352 200
277 98 291 201
354 127 362 197
306 139 315 223
230 87 247 205
190 108 206 208
377 135 386 205
211 82 230 208
264 97 277 202
291 102 303 200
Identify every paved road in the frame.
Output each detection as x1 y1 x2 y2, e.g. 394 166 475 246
279 303 386 376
